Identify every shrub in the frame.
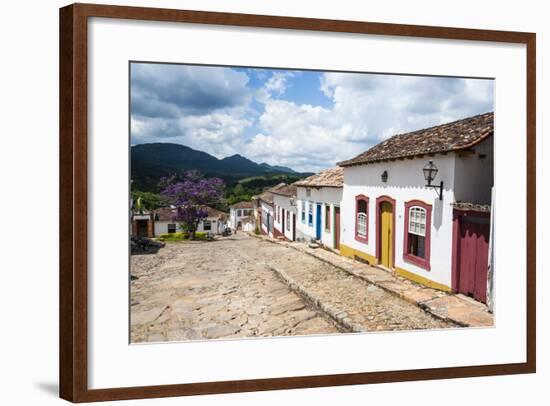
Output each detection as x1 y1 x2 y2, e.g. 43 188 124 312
193 232 208 241
158 232 189 241
157 231 212 241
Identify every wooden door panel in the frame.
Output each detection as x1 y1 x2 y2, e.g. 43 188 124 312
380 203 392 268
315 204 322 240
455 214 490 303
474 222 490 302
335 207 341 250
458 221 477 295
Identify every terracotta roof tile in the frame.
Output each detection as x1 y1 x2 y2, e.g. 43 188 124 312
338 112 494 167
152 207 176 222
255 191 274 205
154 206 226 221
294 167 344 188
269 183 297 197
229 201 254 209
452 202 491 213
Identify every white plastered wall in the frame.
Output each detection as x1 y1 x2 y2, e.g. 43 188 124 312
296 186 342 248
341 155 457 287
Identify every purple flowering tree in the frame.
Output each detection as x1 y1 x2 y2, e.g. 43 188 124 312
160 171 225 239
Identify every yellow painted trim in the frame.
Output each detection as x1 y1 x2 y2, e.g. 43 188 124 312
340 244 452 293
340 244 377 265
395 267 452 292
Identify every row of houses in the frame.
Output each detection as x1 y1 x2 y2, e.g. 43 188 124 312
132 200 259 237
131 206 230 237
252 112 494 305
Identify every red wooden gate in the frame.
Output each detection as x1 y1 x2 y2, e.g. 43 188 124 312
452 210 490 303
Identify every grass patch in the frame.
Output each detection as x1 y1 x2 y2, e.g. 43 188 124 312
158 232 210 242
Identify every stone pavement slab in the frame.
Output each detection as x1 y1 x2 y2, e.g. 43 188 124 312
131 234 341 343
252 233 493 328
264 252 453 332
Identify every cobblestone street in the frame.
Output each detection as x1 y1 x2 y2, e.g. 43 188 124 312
131 233 455 343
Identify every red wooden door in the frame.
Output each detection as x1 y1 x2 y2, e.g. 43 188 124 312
455 213 490 303
334 207 341 250
136 220 148 237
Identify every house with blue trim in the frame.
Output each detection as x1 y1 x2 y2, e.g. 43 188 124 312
295 167 343 250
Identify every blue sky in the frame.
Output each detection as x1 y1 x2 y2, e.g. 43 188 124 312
131 62 494 172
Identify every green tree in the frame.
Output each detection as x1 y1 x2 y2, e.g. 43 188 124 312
131 191 164 211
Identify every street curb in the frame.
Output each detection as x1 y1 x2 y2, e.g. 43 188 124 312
248 232 471 327
267 265 366 333
296 250 462 326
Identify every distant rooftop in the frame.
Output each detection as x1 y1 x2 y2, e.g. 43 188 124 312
229 201 254 209
154 206 226 222
255 190 274 205
294 167 344 188
269 183 297 197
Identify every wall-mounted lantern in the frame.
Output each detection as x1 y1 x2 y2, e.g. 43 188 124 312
381 170 388 183
423 160 443 200
289 197 296 206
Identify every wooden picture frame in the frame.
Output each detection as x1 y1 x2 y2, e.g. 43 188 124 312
59 3 536 402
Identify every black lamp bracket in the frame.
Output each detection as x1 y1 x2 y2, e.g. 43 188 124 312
426 180 444 200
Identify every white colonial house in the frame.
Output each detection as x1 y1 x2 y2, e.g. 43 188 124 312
337 112 493 303
153 206 228 235
295 167 344 250
229 201 255 230
240 215 256 232
254 190 275 237
271 183 298 241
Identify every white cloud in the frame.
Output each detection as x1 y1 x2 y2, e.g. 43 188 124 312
132 63 494 174
244 98 366 172
131 109 253 158
264 72 294 96
245 73 493 172
320 72 493 140
131 63 255 157
131 63 251 118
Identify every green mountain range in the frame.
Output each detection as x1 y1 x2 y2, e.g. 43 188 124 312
131 143 309 192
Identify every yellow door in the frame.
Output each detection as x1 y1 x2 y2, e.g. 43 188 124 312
380 202 393 268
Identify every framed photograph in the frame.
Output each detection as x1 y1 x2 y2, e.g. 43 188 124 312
59 3 536 402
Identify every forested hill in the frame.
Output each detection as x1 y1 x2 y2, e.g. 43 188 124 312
131 142 310 192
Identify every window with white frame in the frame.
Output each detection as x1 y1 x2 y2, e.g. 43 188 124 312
357 213 367 236
167 223 176 234
301 200 306 223
355 197 368 240
407 206 426 258
308 202 313 226
203 220 212 231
